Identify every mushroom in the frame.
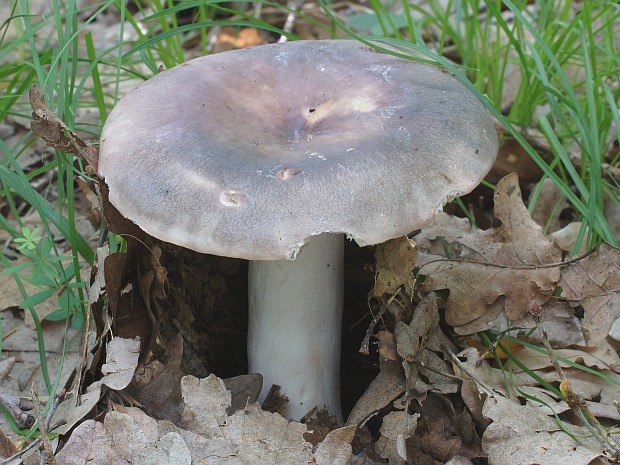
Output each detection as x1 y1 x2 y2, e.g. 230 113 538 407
98 40 498 421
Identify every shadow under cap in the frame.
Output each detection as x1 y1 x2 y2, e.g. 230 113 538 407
99 40 499 260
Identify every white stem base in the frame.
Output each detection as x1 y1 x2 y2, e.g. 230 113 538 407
248 233 344 421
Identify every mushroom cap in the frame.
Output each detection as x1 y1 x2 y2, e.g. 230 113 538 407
99 40 498 260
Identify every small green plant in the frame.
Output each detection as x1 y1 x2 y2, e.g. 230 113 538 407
3 226 86 327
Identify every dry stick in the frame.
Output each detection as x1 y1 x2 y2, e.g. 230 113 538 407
417 246 596 273
0 390 34 429
75 303 92 407
359 287 403 355
31 385 54 465
0 421 67 465
449 351 496 399
0 389 67 465
532 311 620 459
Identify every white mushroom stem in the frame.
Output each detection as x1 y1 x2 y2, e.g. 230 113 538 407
248 233 344 421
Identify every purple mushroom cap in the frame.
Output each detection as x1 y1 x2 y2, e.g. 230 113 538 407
99 40 498 260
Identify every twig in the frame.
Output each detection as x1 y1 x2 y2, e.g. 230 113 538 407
359 287 402 355
416 246 596 273
0 390 34 429
0 420 66 465
533 311 620 459
449 351 496 399
0 389 67 465
31 385 54 465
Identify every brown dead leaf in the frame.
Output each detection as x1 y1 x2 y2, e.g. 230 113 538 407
346 360 406 427
56 337 140 435
537 366 620 421
482 393 609 465
313 425 357 465
455 344 620 425
453 347 540 399
376 330 399 362
223 373 263 415
396 294 458 402
131 333 185 421
0 426 17 459
374 410 419 464
373 237 417 298
105 410 191 465
179 374 316 464
417 173 563 334
56 408 192 465
416 394 483 462
54 420 126 465
29 85 99 170
512 343 620 373
100 337 141 390
180 375 230 437
529 178 569 233
559 242 620 344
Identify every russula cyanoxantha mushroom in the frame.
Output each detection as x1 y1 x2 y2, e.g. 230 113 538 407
98 40 498 421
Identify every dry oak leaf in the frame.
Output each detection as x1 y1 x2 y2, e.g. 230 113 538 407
346 360 406 427
54 420 126 465
482 393 609 465
559 242 620 345
373 237 417 298
417 173 563 334
396 294 458 401
53 336 141 436
54 407 190 465
314 425 357 465
374 410 419 465
180 374 315 464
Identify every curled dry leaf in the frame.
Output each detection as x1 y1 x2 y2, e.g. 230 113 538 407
396 294 458 402
131 333 185 421
417 173 563 334
314 425 357 465
376 330 399 362
55 337 140 435
29 84 99 170
346 361 406 427
416 394 483 462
